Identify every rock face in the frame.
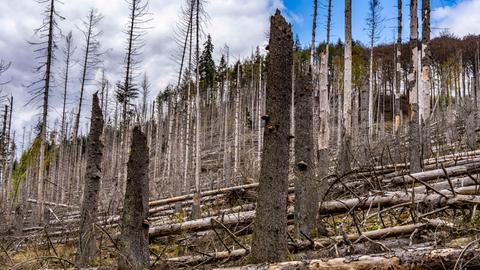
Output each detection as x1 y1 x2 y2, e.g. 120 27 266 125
77 93 104 266
250 10 293 263
118 126 150 270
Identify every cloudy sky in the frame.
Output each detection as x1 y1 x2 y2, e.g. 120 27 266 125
0 0 479 148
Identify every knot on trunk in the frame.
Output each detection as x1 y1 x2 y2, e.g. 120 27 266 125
297 161 308 171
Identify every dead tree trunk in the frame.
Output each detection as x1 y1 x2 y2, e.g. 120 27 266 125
394 0 402 131
118 126 150 269
250 10 293 263
339 0 352 174
294 70 317 239
409 0 422 173
76 93 104 266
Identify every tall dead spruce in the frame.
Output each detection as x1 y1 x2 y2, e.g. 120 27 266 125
77 93 104 266
409 0 422 173
294 69 317 239
251 10 293 263
118 126 150 269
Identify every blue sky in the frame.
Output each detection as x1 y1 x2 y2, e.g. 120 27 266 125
283 0 459 47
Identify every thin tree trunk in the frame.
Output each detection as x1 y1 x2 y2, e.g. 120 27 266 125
409 0 422 173
36 0 55 225
339 0 352 174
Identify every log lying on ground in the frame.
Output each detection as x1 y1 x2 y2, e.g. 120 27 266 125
149 210 256 238
216 245 480 270
150 186 480 238
383 157 480 179
27 199 78 209
410 175 479 194
148 183 258 208
384 162 480 186
165 221 449 266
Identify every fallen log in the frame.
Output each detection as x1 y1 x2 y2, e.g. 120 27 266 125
148 184 258 208
26 199 78 209
217 246 480 270
385 162 480 186
166 221 449 266
149 211 256 238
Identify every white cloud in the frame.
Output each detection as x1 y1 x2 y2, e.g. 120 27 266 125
0 0 283 144
432 0 480 37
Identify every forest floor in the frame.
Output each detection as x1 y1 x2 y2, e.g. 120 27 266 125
3 150 480 269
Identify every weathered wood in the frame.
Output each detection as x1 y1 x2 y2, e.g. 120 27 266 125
148 183 257 208
251 10 293 263
27 199 77 209
216 246 480 270
385 162 480 186
77 93 104 266
118 126 150 269
166 222 444 267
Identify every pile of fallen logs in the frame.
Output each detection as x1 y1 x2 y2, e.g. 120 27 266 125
2 151 480 269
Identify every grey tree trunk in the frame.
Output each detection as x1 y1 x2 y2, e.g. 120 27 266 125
118 126 150 269
409 0 422 173
339 0 352 174
420 0 431 122
36 0 56 225
294 70 317 239
310 0 317 67
251 10 293 263
76 93 104 266
394 0 402 131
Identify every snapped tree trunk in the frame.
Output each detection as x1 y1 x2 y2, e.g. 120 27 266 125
118 126 150 269
250 10 293 263
76 93 104 266
294 70 317 239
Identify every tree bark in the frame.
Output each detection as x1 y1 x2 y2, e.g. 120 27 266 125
250 10 293 263
294 70 317 239
76 93 104 266
118 126 150 269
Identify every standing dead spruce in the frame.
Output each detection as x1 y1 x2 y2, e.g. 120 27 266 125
251 10 293 263
118 126 150 269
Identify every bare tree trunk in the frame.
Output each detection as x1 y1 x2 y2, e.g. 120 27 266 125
318 0 332 207
318 0 331 179
310 0 317 68
339 0 352 174
409 0 422 173
394 0 402 131
76 93 104 267
192 0 202 219
118 126 150 270
294 70 317 239
234 63 240 177
36 0 55 225
251 10 292 263
420 0 431 122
